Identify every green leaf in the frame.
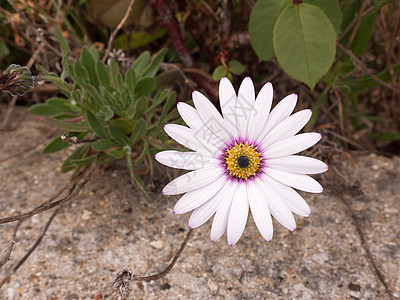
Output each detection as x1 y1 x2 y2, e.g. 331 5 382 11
147 89 169 112
212 66 228 81
53 119 89 132
372 0 391 8
29 104 65 117
80 47 99 86
133 97 149 119
61 144 90 173
134 77 156 98
0 40 10 56
126 155 148 194
142 48 167 78
108 59 120 89
108 150 125 159
157 91 176 133
46 98 72 111
368 131 400 141
273 3 336 89
130 118 147 145
54 27 70 53
92 139 119 151
43 136 70 154
303 0 342 35
125 68 137 96
86 110 109 139
61 54 70 81
108 124 129 145
69 155 96 166
96 60 111 91
132 51 150 78
348 12 377 57
111 119 134 134
72 61 89 85
249 0 291 61
97 105 114 121
229 60 245 75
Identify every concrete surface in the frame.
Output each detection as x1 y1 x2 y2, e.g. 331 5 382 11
0 106 399 299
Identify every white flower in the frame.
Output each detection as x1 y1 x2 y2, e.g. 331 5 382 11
155 77 328 245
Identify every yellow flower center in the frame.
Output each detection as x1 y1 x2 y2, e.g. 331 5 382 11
224 142 261 180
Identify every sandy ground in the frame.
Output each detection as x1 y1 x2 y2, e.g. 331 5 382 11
0 106 399 299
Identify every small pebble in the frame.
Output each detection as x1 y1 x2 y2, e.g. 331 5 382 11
150 240 164 249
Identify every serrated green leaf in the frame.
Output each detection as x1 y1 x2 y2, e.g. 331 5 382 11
212 66 228 81
92 139 119 151
273 3 336 89
43 136 70 154
304 0 342 35
133 51 151 78
86 110 109 139
142 48 167 78
54 27 70 53
249 0 291 61
108 124 129 145
229 60 245 75
130 118 147 145
134 77 156 98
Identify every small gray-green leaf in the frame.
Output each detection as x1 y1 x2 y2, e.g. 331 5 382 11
86 110 109 139
130 118 147 145
142 48 167 78
133 51 151 78
249 0 291 61
108 124 129 145
97 105 114 121
92 139 119 151
273 3 336 89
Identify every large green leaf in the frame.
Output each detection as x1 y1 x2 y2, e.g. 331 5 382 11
303 0 342 35
249 0 291 61
273 3 336 89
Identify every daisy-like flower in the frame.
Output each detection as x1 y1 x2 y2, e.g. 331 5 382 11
155 77 328 245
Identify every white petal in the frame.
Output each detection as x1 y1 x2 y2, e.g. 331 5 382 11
210 181 238 242
219 77 238 139
162 167 223 195
247 82 273 142
247 181 273 241
256 178 296 230
258 94 297 142
188 183 230 228
261 174 311 216
261 109 312 148
192 91 230 143
236 77 255 139
164 124 220 154
263 133 321 159
266 155 328 174
264 168 323 193
155 150 219 170
227 183 249 245
174 175 226 214
177 102 204 131
177 102 226 149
